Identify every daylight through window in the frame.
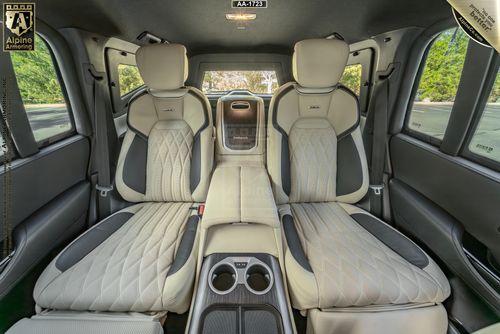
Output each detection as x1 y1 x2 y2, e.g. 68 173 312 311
10 34 73 144
202 71 279 94
408 28 469 140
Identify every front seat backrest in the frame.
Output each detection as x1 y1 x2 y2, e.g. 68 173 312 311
267 39 369 204
115 43 214 203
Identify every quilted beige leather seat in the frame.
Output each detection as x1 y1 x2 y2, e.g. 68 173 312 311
31 43 213 314
267 39 451 334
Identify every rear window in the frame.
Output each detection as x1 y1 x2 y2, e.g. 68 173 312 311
202 70 279 94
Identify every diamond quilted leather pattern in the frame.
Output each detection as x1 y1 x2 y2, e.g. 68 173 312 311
146 121 193 202
289 122 337 203
291 202 450 308
35 202 192 312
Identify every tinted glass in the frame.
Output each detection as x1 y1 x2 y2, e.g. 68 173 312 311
10 34 73 144
408 28 469 139
202 71 279 94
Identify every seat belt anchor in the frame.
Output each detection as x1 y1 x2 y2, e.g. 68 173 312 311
96 184 113 197
369 184 384 196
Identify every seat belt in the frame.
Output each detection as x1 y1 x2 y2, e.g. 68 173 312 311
89 69 113 220
369 65 394 218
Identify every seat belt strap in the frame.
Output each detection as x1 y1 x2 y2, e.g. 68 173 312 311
369 66 394 218
90 70 113 219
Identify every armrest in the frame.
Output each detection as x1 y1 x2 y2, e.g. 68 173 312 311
202 165 279 228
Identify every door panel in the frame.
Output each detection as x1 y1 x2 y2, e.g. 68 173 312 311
389 133 500 314
0 135 90 297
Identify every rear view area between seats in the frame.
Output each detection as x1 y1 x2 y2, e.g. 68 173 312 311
0 1 499 334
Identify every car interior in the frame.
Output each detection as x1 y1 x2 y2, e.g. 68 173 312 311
0 0 499 333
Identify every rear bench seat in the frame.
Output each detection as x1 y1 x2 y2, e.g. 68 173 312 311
267 39 451 334
7 43 214 333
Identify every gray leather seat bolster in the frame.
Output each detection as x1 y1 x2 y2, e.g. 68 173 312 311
188 89 210 193
335 85 360 139
336 135 363 196
271 84 294 196
123 135 148 194
55 212 134 272
350 213 430 269
167 214 199 276
282 214 313 272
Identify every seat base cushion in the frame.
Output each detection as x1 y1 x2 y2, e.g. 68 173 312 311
34 202 198 313
6 312 164 334
306 304 448 334
282 202 450 310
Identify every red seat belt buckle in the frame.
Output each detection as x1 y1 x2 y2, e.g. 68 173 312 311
198 204 205 216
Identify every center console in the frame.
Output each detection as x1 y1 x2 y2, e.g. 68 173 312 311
187 92 294 333
188 253 293 334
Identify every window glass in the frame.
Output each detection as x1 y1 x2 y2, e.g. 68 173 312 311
202 71 279 94
408 28 469 140
10 34 72 144
340 64 362 96
118 64 143 96
469 70 500 162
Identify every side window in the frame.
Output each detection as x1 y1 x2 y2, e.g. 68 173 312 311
468 69 500 163
106 48 143 115
117 64 143 97
340 64 362 96
407 28 469 140
10 34 73 145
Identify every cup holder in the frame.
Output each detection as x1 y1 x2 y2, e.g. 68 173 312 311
245 263 273 295
209 263 237 295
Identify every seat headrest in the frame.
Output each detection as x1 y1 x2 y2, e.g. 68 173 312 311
136 43 188 91
292 39 349 88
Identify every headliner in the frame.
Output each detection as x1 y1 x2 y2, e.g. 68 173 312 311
38 0 453 54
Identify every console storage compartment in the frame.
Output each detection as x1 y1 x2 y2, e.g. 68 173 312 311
189 254 293 334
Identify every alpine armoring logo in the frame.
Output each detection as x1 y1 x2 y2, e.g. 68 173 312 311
3 3 35 51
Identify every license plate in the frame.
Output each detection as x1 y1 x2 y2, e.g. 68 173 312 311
231 1 267 8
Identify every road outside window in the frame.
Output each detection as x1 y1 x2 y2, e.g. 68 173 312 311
202 71 278 94
118 64 143 96
469 70 500 163
10 35 72 144
408 28 469 140
340 64 362 96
